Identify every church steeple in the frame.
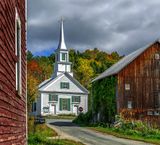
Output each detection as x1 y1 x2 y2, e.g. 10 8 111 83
52 19 73 78
57 18 67 50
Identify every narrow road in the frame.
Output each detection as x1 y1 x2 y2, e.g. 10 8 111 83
47 119 153 145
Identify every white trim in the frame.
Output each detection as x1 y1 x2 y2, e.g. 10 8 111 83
41 94 43 114
40 74 64 90
25 0 28 142
86 95 88 112
15 8 22 95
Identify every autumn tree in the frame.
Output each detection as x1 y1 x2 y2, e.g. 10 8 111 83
27 74 39 112
76 58 94 88
26 49 121 113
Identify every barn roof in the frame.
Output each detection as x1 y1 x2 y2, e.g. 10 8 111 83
92 40 160 82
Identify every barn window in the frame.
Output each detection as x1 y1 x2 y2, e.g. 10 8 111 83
155 53 160 60
147 110 153 115
15 9 22 95
125 84 130 90
154 111 160 116
127 101 132 109
154 92 160 108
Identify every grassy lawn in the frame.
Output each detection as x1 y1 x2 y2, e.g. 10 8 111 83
28 117 83 145
88 127 160 145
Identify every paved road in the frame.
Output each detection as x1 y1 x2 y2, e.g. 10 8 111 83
47 119 153 145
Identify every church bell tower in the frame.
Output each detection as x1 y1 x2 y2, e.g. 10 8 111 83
53 19 73 77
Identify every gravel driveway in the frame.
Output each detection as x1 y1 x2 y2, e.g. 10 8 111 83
47 119 153 145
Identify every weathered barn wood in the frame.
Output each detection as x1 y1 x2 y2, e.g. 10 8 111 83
93 41 160 126
118 42 160 125
0 0 27 144
118 42 160 111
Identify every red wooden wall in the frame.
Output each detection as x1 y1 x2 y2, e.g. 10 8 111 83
0 0 26 144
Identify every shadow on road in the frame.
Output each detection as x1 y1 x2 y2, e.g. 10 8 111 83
49 121 79 127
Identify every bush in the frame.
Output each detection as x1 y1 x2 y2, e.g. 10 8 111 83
28 117 35 133
113 116 160 139
73 111 92 126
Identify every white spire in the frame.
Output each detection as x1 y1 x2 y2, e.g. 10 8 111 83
57 18 67 50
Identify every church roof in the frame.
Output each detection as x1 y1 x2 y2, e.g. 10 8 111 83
92 40 160 82
64 72 89 94
57 19 67 51
39 73 63 89
39 72 89 94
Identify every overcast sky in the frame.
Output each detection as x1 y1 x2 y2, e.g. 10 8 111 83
28 0 160 56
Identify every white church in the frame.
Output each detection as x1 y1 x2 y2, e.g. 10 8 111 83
36 20 89 116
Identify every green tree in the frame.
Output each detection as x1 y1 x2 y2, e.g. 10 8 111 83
27 50 33 61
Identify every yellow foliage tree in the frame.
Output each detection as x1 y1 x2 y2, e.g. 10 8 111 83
27 73 39 112
76 58 94 88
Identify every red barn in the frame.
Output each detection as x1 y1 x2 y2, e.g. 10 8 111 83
93 40 160 125
0 0 27 144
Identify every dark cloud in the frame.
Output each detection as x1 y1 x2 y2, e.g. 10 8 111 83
28 0 160 55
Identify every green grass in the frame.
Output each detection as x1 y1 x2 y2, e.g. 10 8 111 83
28 134 83 145
88 127 160 145
28 117 83 145
45 114 76 120
73 113 160 144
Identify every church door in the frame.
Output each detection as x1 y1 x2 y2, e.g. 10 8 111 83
73 105 78 115
50 103 56 115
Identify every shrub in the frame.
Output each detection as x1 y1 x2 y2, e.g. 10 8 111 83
73 111 92 126
113 115 160 139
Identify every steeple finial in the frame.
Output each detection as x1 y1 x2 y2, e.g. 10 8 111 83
57 17 67 50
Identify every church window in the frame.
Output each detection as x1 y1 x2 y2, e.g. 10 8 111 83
15 9 22 95
62 53 66 61
72 96 81 103
49 94 58 102
60 98 70 111
43 107 49 113
60 82 69 89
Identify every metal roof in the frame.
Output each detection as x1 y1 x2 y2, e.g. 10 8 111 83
92 40 159 82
